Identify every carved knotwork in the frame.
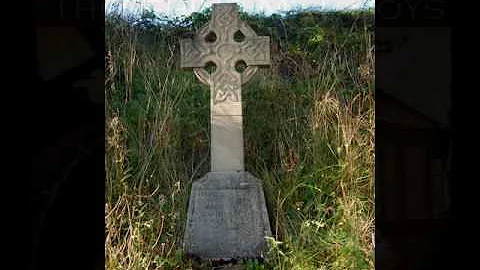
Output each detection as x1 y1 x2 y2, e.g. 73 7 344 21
180 3 270 105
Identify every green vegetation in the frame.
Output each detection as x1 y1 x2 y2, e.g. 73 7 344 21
106 3 374 269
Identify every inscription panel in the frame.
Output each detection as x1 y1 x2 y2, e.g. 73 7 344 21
184 172 271 259
189 189 261 252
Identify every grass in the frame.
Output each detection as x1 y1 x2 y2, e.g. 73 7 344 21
105 5 374 270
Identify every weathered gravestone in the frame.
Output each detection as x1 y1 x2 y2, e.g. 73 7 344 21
180 3 272 260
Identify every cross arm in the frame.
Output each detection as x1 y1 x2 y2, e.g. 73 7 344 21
180 38 209 68
239 37 270 67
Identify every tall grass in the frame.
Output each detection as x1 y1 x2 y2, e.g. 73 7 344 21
106 5 374 270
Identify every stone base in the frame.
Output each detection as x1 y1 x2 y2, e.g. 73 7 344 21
183 171 272 260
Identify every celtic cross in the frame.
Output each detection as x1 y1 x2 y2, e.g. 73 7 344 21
180 3 270 172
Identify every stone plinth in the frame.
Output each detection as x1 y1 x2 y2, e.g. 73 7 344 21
184 171 271 260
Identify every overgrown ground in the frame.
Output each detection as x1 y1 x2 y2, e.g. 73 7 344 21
105 4 374 270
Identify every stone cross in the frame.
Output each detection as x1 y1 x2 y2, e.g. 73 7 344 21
180 3 272 261
180 3 270 172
